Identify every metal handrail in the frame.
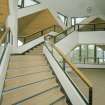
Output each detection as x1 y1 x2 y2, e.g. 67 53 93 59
18 25 60 38
0 28 10 44
44 42 93 105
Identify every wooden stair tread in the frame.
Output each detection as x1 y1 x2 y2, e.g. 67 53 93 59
10 55 45 61
2 79 57 105
7 65 49 71
9 61 47 69
1 44 68 105
16 87 64 105
4 72 54 91
7 66 50 79
53 97 68 105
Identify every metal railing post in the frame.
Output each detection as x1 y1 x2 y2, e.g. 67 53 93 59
54 25 56 32
89 87 93 105
78 24 80 31
63 58 65 71
93 24 96 31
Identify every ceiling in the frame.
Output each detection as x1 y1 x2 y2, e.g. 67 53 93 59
38 0 105 17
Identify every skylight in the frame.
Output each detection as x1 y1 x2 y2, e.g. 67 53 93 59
18 0 40 8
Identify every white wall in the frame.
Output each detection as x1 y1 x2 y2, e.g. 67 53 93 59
56 32 79 54
12 36 44 54
79 31 105 44
56 31 105 55
17 4 46 18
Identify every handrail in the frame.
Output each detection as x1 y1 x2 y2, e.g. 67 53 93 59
18 25 62 44
44 42 93 105
0 27 11 65
76 22 105 25
18 25 61 38
51 22 105 43
0 28 10 44
76 23 105 31
53 45 92 88
53 26 75 43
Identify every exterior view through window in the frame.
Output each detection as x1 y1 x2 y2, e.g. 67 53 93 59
71 17 87 25
18 0 40 8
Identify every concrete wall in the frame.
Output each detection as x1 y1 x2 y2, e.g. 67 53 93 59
56 32 79 54
79 31 105 44
56 31 105 55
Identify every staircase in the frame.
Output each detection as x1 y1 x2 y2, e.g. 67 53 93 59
1 44 68 105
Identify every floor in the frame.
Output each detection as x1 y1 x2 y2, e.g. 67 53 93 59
80 68 105 105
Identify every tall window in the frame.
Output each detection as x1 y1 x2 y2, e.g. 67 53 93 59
71 17 87 26
58 12 68 26
18 0 40 8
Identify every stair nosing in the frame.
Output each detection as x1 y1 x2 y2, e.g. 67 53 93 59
6 70 51 80
8 64 48 70
7 65 49 71
50 95 66 105
12 85 59 105
3 76 55 93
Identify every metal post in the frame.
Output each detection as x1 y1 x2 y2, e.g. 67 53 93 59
93 24 96 31
89 88 93 105
63 58 65 71
78 24 80 31
54 25 56 32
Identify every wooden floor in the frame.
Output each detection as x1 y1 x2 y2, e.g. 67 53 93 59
1 44 68 105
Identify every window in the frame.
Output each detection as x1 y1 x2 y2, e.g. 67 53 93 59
71 17 87 26
58 12 68 26
18 40 23 47
18 0 40 8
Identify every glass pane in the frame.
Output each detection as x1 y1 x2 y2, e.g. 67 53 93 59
18 0 40 8
65 63 89 102
76 17 87 24
81 45 88 63
24 0 38 7
72 46 80 63
97 47 103 58
88 45 95 57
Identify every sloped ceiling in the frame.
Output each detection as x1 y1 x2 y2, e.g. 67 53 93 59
0 0 9 25
18 9 59 36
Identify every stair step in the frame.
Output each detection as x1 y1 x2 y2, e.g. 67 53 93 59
9 58 46 64
15 87 64 105
1 44 68 105
7 65 49 71
30 49 42 52
4 71 54 92
9 60 47 69
7 66 50 79
2 78 57 105
52 97 68 105
10 55 45 61
26 52 43 55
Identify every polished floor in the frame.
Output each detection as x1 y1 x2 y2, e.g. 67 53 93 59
80 68 105 105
